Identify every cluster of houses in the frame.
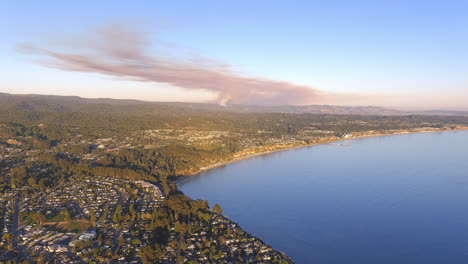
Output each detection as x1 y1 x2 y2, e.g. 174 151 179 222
0 197 12 247
133 180 165 213
20 226 72 253
0 146 23 160
135 129 233 147
66 179 166 263
34 177 122 220
161 214 285 264
0 175 167 263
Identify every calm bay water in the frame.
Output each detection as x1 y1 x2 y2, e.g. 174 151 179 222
178 131 468 263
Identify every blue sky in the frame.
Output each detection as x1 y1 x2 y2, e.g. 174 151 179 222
2 0 468 109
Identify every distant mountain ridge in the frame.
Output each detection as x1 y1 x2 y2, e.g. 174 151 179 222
1 92 467 116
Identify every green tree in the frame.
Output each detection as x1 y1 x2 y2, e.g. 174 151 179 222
89 209 97 225
213 203 223 214
27 177 37 188
61 208 72 221
112 212 119 224
129 203 137 220
31 212 46 225
97 233 103 245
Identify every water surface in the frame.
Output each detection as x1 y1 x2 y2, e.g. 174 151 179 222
178 131 468 263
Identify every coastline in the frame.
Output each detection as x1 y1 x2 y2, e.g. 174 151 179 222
175 126 468 263
177 126 468 184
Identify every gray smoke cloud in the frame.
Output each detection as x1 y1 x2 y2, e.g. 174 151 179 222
18 24 343 106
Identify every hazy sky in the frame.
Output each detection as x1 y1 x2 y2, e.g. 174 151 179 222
2 0 468 110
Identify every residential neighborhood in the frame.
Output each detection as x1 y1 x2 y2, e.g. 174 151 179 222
0 174 292 263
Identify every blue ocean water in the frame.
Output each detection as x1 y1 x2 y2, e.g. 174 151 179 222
178 131 468 263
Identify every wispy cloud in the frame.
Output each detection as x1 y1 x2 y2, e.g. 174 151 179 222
18 24 356 106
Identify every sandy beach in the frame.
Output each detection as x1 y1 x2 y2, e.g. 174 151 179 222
177 126 468 183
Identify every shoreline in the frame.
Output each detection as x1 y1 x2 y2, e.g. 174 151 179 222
176 126 468 184
175 126 468 263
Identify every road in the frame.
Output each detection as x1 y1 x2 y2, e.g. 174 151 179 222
11 195 20 250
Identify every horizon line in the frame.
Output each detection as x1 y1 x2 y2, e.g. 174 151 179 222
2 91 468 113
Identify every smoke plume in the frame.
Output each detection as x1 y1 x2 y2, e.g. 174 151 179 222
19 24 339 106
